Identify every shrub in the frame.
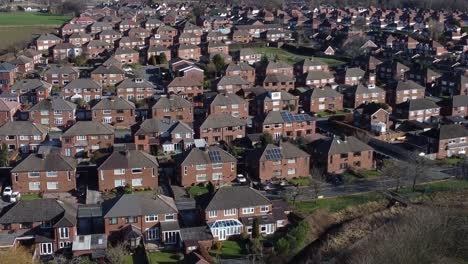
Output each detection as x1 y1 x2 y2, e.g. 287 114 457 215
275 238 290 255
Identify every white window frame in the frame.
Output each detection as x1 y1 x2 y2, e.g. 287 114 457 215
114 169 125 175
46 171 58 177
145 215 158 222
260 205 269 212
59 227 69 239
224 208 237 216
242 207 254 214
40 243 53 255
208 210 217 218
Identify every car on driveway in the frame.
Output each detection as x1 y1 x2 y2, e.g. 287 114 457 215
9 192 20 203
3 186 12 197
237 174 247 184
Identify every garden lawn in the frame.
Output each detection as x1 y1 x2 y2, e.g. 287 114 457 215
358 169 381 178
252 47 345 67
210 240 245 259
147 252 179 263
21 193 41 200
187 186 209 197
0 12 71 26
289 177 312 186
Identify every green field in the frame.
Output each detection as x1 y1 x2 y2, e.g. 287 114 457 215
0 12 72 26
0 12 71 52
253 47 346 67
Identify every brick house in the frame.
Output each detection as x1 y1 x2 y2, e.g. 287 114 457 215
147 46 171 62
260 111 316 140
295 58 329 75
206 41 229 55
10 79 52 104
11 152 77 194
63 79 102 102
254 90 299 115
103 194 180 245
0 199 77 259
68 33 93 46
225 62 255 84
91 65 125 87
149 34 174 47
83 40 112 59
441 95 468 117
52 43 82 62
237 49 261 64
61 121 114 157
304 71 335 87
43 65 79 88
36 34 63 52
353 103 391 134
0 62 18 89
266 61 294 77
263 74 295 91
232 30 253 43
203 186 288 241
344 84 386 108
387 80 425 106
10 55 34 73
176 44 201 60
307 136 374 174
340 67 366 85
114 48 139 64
97 149 158 191
0 121 48 153
420 124 468 159
134 118 194 154
246 142 310 182
166 77 203 101
217 75 250 94
394 98 441 123
206 93 249 119
156 25 178 38
378 61 410 80
176 146 237 187
152 94 193 123
116 78 155 101
178 32 201 45
98 29 122 45
199 113 246 145
0 100 20 126
29 97 76 128
91 97 136 128
301 87 343 113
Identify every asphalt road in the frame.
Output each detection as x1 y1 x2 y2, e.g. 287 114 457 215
291 167 456 201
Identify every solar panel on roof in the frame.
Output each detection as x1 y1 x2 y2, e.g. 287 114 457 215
265 148 282 161
208 150 221 162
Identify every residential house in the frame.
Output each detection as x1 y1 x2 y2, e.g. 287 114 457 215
263 74 295 91
9 79 52 104
63 79 102 102
304 71 335 87
0 121 48 153
254 90 299 115
29 97 76 128
217 76 250 94
116 78 155 101
91 65 125 87
91 97 136 128
387 80 425 106
134 118 194 154
225 62 255 84
199 113 246 145
0 100 20 126
353 103 391 134
152 94 193 123
0 62 18 89
103 194 179 245
36 34 63 52
301 87 343 113
114 48 139 64
52 43 82 62
307 136 374 174
97 150 158 191
246 142 310 182
43 65 79 87
0 199 77 258
420 124 468 159
237 49 261 64
176 146 237 187
394 98 441 123
166 77 203 101
11 152 77 193
260 111 315 140
206 93 249 119
61 121 114 157
344 84 386 108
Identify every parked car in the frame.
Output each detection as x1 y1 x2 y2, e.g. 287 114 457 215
237 174 247 183
3 186 12 197
9 192 21 203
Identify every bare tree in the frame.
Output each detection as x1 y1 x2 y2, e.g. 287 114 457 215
310 165 324 201
106 243 127 264
381 159 406 192
407 153 431 191
427 19 445 41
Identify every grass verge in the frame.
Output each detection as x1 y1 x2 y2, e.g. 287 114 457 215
252 47 345 66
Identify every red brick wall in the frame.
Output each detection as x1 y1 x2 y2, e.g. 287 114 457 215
98 168 157 191
11 170 76 194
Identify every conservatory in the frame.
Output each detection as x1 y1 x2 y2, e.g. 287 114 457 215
208 219 243 241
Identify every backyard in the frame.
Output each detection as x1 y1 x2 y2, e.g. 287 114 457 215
209 240 246 259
